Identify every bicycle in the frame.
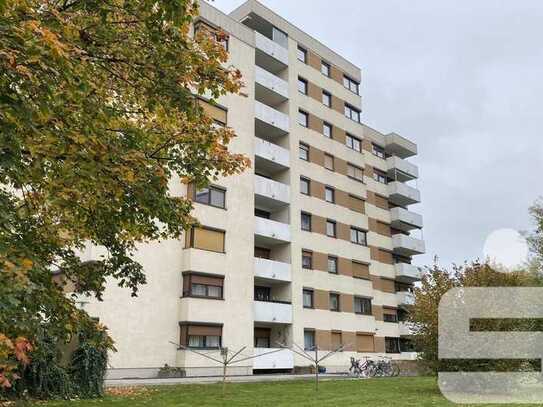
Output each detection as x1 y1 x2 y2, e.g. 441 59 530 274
349 356 377 378
372 356 400 377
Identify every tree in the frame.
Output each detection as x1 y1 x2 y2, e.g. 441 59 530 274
0 0 249 389
528 199 543 272
408 260 543 374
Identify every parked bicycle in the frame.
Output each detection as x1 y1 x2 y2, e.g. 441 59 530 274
349 356 399 378
372 356 400 377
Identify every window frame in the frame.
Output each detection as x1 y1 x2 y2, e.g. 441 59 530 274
194 185 226 209
302 250 313 269
324 153 335 171
327 256 338 274
297 46 307 63
347 163 364 182
372 143 386 159
322 90 332 107
301 212 312 232
326 219 337 238
325 186 335 203
385 337 401 354
350 227 367 246
329 293 340 312
344 103 361 123
345 134 362 153
298 109 309 128
373 168 388 184
343 75 360 95
303 289 314 308
354 296 372 315
299 142 310 161
321 61 331 77
323 122 332 138
300 176 311 196
304 329 316 351
187 226 226 253
298 76 308 95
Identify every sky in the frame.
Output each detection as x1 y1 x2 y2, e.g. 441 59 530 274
214 0 543 268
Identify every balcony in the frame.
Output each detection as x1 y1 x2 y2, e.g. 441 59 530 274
255 175 290 209
386 156 418 182
255 66 289 106
392 234 426 256
397 291 415 307
399 322 413 336
390 207 423 232
255 217 290 245
384 132 417 159
255 138 289 173
255 101 289 138
395 263 422 283
388 182 421 206
253 348 294 370
254 300 293 324
255 31 289 73
254 257 291 283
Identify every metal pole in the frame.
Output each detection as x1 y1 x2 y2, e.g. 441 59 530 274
314 347 319 392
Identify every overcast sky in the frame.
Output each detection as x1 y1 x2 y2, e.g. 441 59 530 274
215 0 543 268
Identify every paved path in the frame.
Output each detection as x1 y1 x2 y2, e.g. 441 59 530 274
105 373 353 387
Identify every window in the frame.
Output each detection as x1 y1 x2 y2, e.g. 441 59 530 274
344 104 361 123
323 122 332 138
299 143 310 161
304 330 315 350
198 98 228 126
302 250 313 269
350 227 367 246
325 186 335 203
372 143 385 159
322 90 331 107
355 297 372 315
301 212 312 231
255 208 271 219
183 273 224 299
329 293 340 312
194 21 229 52
303 289 314 308
298 77 308 94
326 220 336 237
272 26 288 48
327 256 338 274
321 61 331 77
180 323 222 349
373 168 388 184
343 75 360 95
195 186 226 209
331 332 342 350
346 134 361 152
297 46 307 63
300 177 310 195
254 246 271 259
254 328 271 348
324 153 334 171
187 227 225 253
347 163 364 182
384 312 398 323
298 110 309 127
385 337 401 354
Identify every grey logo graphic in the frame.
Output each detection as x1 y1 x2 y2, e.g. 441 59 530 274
438 287 543 404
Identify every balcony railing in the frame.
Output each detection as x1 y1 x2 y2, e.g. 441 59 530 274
390 207 423 231
384 132 417 159
255 66 289 105
255 217 290 244
388 181 421 206
395 263 422 283
254 257 291 282
392 234 426 256
255 31 289 71
254 175 290 208
253 348 294 369
255 101 289 137
397 291 415 306
254 137 290 172
386 156 419 181
254 300 293 324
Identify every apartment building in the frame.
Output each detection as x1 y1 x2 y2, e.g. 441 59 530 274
79 0 425 378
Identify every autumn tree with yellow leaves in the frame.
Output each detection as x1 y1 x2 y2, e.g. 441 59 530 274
0 0 249 390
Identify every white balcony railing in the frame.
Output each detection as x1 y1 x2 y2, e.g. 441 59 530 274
255 175 290 208
255 66 289 100
255 138 290 170
388 181 421 206
392 234 426 256
387 156 419 181
399 322 413 336
255 31 289 67
395 263 422 283
254 300 293 324
255 217 290 244
253 348 294 370
390 207 423 231
254 257 291 282
384 132 417 159
397 291 415 306
255 101 290 136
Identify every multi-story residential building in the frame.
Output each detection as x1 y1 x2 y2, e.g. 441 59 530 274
79 0 424 378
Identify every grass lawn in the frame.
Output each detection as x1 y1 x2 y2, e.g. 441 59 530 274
27 376 539 407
